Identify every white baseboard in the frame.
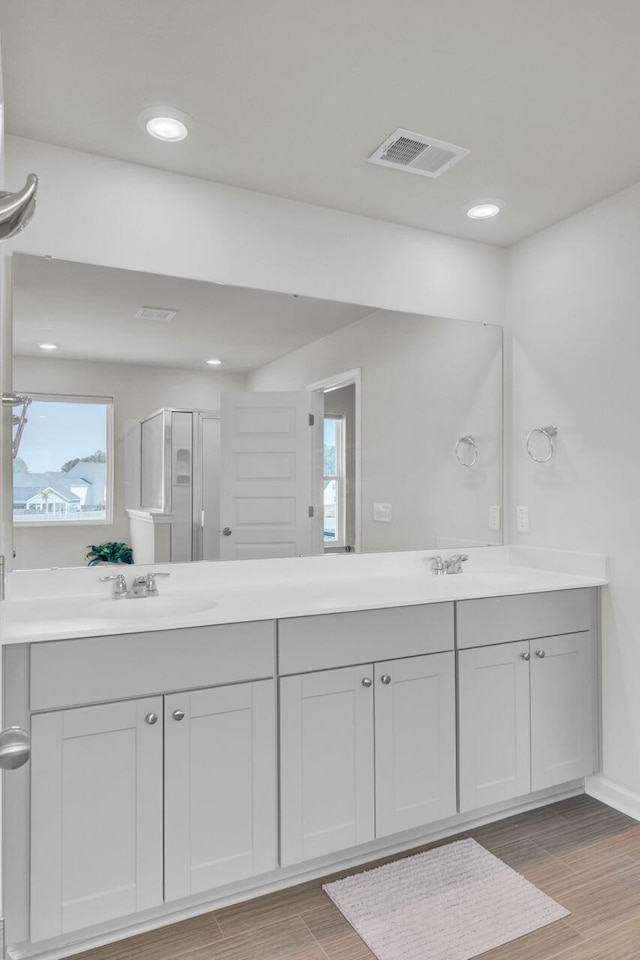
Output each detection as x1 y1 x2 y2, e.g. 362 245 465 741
585 774 640 821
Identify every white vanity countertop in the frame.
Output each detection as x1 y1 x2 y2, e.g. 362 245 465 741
0 546 608 645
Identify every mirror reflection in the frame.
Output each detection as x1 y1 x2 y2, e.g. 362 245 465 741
11 254 503 570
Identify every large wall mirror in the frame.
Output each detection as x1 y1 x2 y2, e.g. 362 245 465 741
9 253 503 570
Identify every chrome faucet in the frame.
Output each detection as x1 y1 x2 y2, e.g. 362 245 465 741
99 571 170 598
126 572 170 599
430 554 469 575
99 573 128 598
445 554 469 574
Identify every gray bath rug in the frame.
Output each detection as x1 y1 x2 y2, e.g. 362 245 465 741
323 837 569 960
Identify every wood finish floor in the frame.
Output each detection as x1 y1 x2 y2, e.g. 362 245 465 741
73 796 640 960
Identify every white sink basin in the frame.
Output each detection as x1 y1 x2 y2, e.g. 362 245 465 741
76 596 218 620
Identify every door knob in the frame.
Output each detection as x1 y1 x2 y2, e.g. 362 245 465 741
535 650 546 658
361 677 372 687
222 527 232 536
0 727 30 770
145 712 158 725
520 652 530 661
381 674 392 684
172 709 185 721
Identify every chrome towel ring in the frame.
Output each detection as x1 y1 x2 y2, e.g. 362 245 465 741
455 435 477 467
526 425 557 463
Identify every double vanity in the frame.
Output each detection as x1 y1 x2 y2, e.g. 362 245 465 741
0 546 606 959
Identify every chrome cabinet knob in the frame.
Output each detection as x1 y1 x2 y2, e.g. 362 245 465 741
222 527 232 536
172 709 185 721
535 650 546 658
0 727 30 770
520 652 530 661
381 674 392 684
361 677 372 688
145 712 158 725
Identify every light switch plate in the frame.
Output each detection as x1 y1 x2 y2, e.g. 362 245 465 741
516 505 530 533
373 503 392 523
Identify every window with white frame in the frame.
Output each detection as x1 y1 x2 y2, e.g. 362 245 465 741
13 395 113 524
323 414 346 545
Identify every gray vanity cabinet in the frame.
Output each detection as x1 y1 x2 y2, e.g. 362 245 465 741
374 652 456 838
164 680 277 901
280 664 375 866
279 652 456 866
458 641 532 811
27 621 277 942
529 631 598 790
458 631 598 812
30 698 164 942
278 604 456 867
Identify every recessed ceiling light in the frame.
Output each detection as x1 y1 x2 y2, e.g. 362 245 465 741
138 106 192 142
205 358 222 366
39 342 59 351
463 198 505 220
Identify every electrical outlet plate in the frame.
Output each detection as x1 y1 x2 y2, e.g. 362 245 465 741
488 505 501 531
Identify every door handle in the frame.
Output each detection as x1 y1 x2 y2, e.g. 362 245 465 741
222 527 232 537
0 727 30 770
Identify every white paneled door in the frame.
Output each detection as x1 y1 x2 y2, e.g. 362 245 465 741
458 641 531 812
219 392 323 560
374 653 457 837
280 666 375 866
30 698 164 942
164 680 277 901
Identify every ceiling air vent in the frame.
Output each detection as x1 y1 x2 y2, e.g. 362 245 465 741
134 306 178 322
367 128 470 179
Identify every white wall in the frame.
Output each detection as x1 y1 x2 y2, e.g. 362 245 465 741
249 311 502 552
5 136 506 325
506 180 640 798
13 356 245 569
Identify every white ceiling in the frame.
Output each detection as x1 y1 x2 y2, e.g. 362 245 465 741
2 1 640 246
12 255 373 371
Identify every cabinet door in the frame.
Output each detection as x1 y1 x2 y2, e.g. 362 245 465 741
375 653 456 837
458 641 531 812
30 698 163 942
164 680 277 901
531 631 598 790
280 666 375 866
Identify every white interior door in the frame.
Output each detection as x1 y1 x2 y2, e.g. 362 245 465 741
219 392 322 560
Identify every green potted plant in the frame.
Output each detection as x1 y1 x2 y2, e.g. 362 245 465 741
86 541 134 566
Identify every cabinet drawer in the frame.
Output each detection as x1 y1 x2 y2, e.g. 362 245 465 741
456 588 595 650
30 621 275 710
278 603 453 674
